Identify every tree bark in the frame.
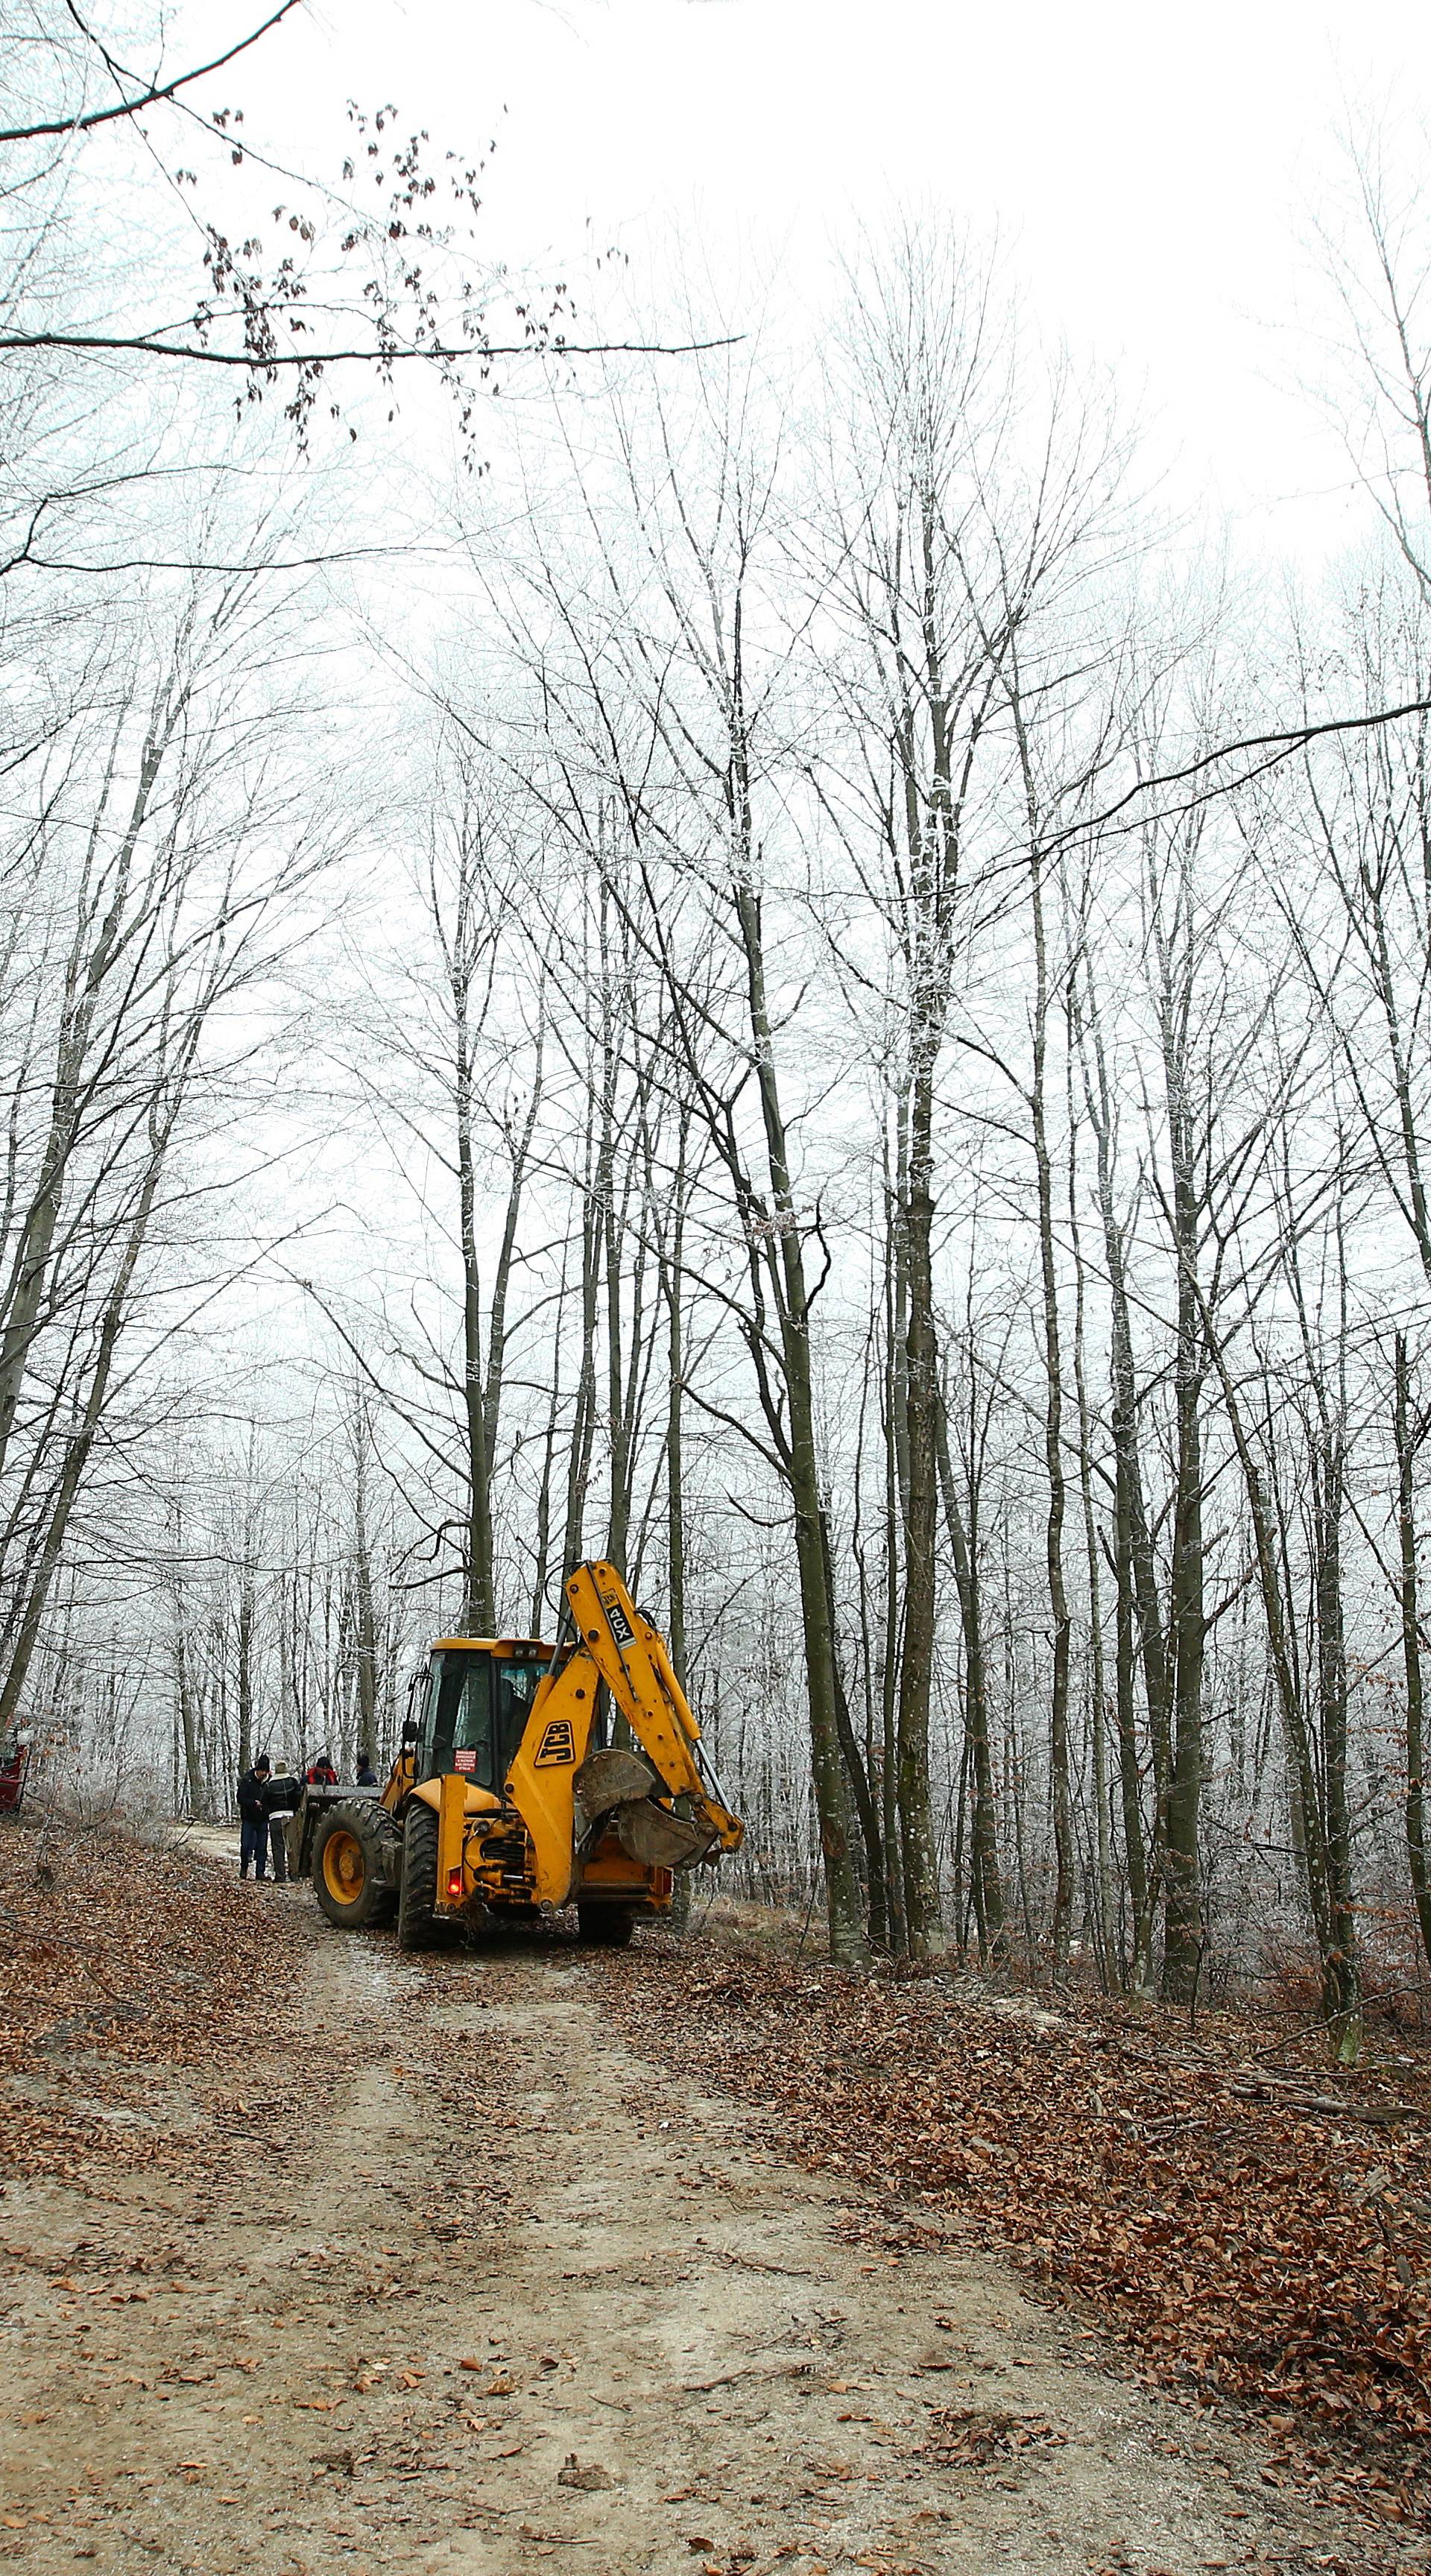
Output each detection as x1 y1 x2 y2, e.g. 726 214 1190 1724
896 1039 944 1956
935 1380 1005 1962
1393 1333 1431 1969
454 929 496 1635
730 874 867 1965
1160 1076 1207 2004
1029 840 1073 1979
1311 1427 1362 2055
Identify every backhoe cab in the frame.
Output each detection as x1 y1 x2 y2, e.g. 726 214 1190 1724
291 1560 742 1951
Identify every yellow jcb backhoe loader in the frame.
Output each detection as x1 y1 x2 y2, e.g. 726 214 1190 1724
288 1560 742 1949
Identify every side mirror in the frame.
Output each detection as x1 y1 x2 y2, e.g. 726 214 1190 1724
401 1718 419 1749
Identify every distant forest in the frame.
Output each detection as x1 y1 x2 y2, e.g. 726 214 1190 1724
7 4 1431 2046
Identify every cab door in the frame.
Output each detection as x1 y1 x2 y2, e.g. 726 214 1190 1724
419 1651 496 1786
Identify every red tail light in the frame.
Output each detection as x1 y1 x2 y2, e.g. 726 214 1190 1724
446 1867 464 1900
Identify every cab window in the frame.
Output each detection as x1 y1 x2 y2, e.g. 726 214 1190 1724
421 1652 492 1784
421 1654 549 1790
493 1661 546 1775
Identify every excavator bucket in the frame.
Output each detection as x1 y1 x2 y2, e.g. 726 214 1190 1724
574 1746 719 1869
574 1746 656 1813
614 1802 717 1869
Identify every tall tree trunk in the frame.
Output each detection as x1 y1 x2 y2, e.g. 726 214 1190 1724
353 1404 379 1758
1201 1313 1355 2060
664 1161 688 1691
663 1158 695 1936
598 893 634 1576
1079 996 1157 1985
1394 1335 1431 1969
172 1502 203 1821
0 707 174 1483
0 1123 172 1731
530 1267 568 1634
1068 1096 1113 1986
1312 1429 1362 2053
455 960 496 1634
482 1023 544 1522
897 1039 944 1957
236 1560 256 1779
820 1504 887 1948
731 875 866 1965
881 1160 908 1954
562 1144 601 1586
1112 1448 1154 1990
1161 1134 1207 2004
935 1381 1005 1962
1029 842 1073 1978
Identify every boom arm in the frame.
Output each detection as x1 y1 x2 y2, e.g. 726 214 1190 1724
505 1559 743 1905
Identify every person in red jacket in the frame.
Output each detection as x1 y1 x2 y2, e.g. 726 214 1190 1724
306 1753 338 1787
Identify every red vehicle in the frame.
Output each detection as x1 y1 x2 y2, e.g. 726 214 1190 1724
0 1731 34 1814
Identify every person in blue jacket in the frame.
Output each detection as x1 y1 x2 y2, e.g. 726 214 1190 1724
236 1755 271 1879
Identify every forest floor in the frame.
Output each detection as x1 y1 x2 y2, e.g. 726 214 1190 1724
0 1822 1427 2576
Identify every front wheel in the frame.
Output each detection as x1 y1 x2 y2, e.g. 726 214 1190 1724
397 1804 440 1951
312 1806 397 1931
577 1906 635 1948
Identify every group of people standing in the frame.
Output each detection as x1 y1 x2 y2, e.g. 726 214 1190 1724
236 1749 379 1881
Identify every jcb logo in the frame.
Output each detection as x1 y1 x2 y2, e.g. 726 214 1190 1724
534 1718 575 1768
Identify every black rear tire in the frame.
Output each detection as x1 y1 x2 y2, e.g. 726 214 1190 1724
577 1905 636 1948
312 1805 398 1931
397 1803 440 1951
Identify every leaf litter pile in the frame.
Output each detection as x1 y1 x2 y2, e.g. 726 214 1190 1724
598 1933 1431 2533
924 2404 1066 2469
0 1819 314 2188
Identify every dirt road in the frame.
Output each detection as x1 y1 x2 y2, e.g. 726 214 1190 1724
0 1848 1401 2575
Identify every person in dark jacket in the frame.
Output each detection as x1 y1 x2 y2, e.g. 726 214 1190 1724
237 1756 271 1879
355 1751 378 1787
262 1761 303 1882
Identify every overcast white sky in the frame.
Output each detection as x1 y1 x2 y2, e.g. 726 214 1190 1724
268 0 1431 561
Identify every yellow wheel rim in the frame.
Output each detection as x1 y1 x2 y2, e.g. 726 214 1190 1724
322 1828 365 1904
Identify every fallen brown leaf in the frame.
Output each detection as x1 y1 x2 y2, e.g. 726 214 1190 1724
590 1933 1431 2522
